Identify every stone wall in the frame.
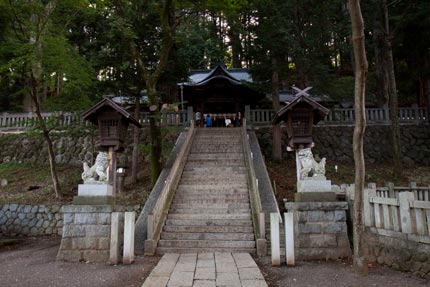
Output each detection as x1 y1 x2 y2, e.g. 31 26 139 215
57 205 135 262
0 204 140 238
255 124 430 164
285 202 351 260
0 204 63 236
364 229 430 277
0 126 183 166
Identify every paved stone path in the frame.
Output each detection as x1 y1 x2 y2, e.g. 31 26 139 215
141 253 268 287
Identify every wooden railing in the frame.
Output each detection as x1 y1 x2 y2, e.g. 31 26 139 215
0 111 190 128
247 106 428 126
2 106 427 129
144 122 196 255
241 119 266 255
0 112 82 128
363 182 430 242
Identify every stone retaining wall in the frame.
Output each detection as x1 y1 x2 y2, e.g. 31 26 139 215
0 127 182 166
0 204 63 236
57 205 135 262
285 202 351 260
0 204 140 238
255 125 430 164
364 229 430 277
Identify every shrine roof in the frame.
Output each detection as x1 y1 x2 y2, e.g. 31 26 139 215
180 64 252 86
82 97 141 127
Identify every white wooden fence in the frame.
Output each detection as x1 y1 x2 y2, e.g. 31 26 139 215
0 111 189 128
363 182 430 243
246 106 428 126
1 106 427 129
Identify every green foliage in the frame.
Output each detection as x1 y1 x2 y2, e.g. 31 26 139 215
0 162 24 175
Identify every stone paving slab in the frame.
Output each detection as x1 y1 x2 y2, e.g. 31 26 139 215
141 253 268 287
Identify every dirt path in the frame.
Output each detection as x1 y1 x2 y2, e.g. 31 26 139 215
0 237 159 287
256 257 430 287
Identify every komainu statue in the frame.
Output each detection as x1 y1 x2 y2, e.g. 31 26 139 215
297 148 326 180
82 152 110 183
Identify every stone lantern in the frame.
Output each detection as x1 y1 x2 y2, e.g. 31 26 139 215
272 94 329 150
272 94 334 202
75 97 141 204
82 97 141 152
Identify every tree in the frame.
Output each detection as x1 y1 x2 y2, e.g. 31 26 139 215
348 0 369 274
0 1 94 198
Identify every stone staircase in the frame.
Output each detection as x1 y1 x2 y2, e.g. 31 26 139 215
156 128 256 254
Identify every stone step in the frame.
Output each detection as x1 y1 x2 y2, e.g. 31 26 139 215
193 140 241 145
185 160 244 167
169 208 251 214
187 154 244 160
175 188 249 195
183 166 246 172
165 219 253 226
163 225 254 233
191 147 242 153
167 213 252 220
160 232 255 241
171 197 250 204
176 183 248 189
177 183 248 189
157 239 256 249
179 175 247 182
170 203 250 209
156 247 256 255
173 194 249 201
180 172 247 178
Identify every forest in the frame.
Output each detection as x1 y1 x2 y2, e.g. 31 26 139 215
0 0 429 113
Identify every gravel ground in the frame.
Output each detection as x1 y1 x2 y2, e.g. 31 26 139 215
0 237 159 287
256 257 430 287
2 237 430 287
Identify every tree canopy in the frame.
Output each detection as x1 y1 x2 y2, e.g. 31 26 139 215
0 0 428 111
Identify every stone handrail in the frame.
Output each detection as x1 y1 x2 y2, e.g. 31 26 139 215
247 106 428 126
363 182 430 243
144 121 196 255
241 119 266 255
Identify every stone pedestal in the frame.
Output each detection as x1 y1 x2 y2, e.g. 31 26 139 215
296 179 336 202
78 184 113 196
73 184 114 205
284 202 351 261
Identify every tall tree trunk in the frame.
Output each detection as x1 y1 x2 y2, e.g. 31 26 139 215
271 57 282 161
131 95 141 184
147 84 163 185
228 17 242 68
126 0 176 186
348 0 368 275
29 75 62 199
382 0 402 176
373 25 388 107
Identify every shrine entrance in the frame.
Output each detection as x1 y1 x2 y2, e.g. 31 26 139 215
178 64 264 120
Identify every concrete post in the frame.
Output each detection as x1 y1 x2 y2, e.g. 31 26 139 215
270 213 280 266
399 192 415 234
109 212 124 265
284 212 295 266
123 212 136 264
